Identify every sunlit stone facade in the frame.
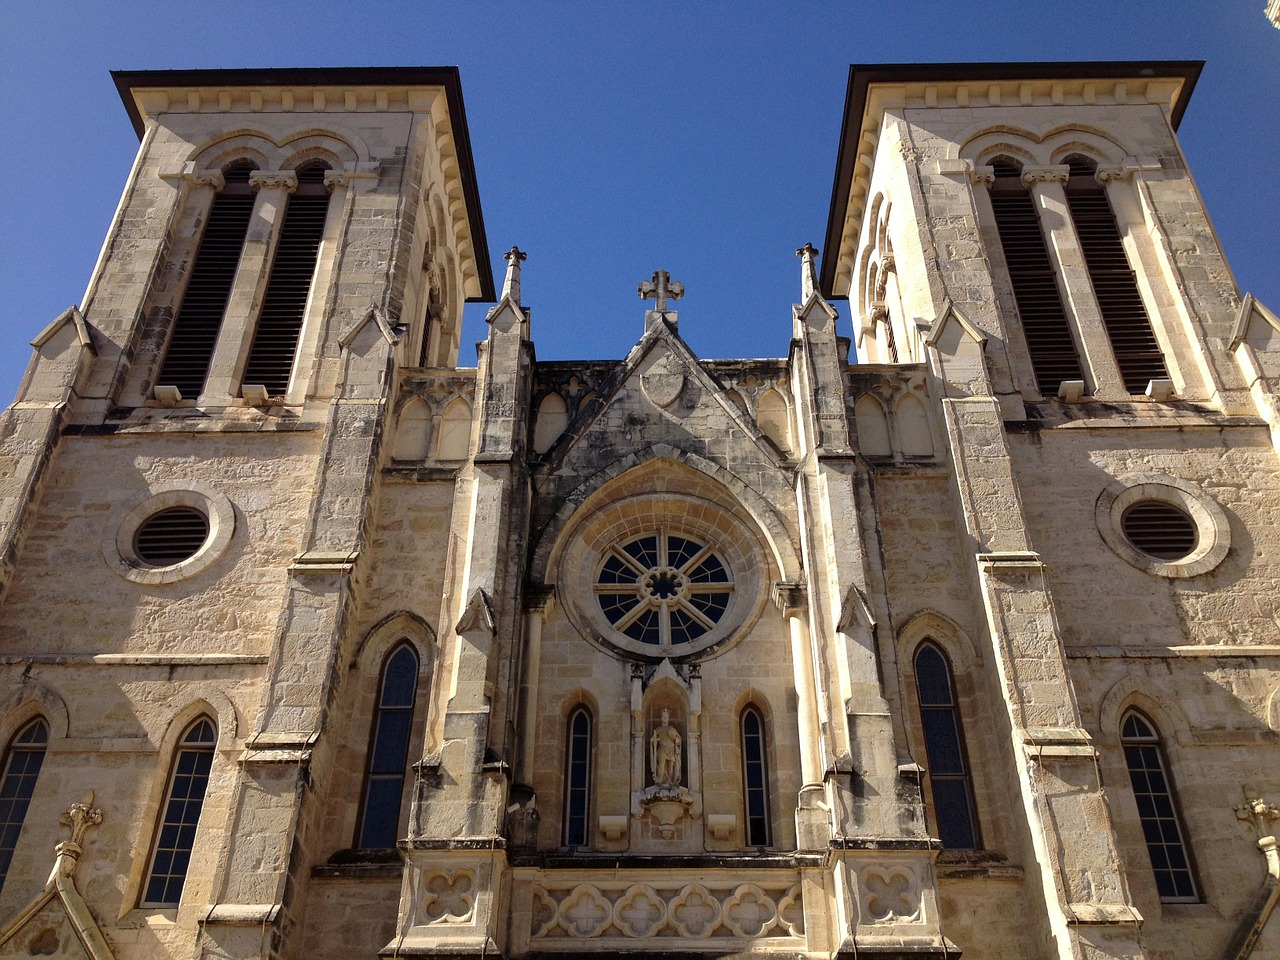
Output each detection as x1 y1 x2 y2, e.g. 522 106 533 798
0 63 1277 960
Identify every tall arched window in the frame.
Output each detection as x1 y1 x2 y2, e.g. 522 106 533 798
241 162 332 395
914 642 979 849
357 643 419 849
1062 155 1168 392
0 718 49 892
563 707 593 848
987 156 1083 395
1120 709 1198 901
156 162 257 397
143 717 216 906
740 706 771 847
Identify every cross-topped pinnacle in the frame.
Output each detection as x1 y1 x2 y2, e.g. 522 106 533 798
796 243 819 302
502 246 527 304
638 270 685 314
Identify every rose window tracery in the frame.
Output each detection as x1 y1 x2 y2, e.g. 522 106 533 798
594 533 734 647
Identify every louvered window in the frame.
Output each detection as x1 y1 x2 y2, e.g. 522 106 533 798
133 506 210 567
988 158 1084 395
1120 710 1198 901
914 642 980 849
241 163 331 396
1064 156 1168 392
356 644 419 849
0 719 48 893
156 163 256 398
1121 501 1197 560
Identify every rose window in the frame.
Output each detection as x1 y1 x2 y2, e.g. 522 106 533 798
594 533 734 646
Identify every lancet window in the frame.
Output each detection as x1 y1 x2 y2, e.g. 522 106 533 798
740 706 771 847
913 642 979 849
563 707 593 848
1120 709 1198 901
0 718 48 892
143 717 216 906
356 643 419 849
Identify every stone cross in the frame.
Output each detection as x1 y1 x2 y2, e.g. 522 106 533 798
502 246 527 304
638 270 685 313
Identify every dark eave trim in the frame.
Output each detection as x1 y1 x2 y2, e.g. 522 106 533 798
820 60 1205 299
111 66 495 302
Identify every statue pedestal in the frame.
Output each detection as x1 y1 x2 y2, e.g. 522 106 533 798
640 785 694 839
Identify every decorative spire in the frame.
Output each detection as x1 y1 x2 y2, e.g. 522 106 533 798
796 243 820 302
501 246 526 305
638 270 685 314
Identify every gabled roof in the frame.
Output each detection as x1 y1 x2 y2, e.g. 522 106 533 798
112 67 495 302
820 60 1204 299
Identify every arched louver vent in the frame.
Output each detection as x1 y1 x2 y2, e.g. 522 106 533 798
241 164 331 396
1063 155 1168 392
988 158 1084 395
1120 501 1197 560
156 163 256 397
133 507 210 566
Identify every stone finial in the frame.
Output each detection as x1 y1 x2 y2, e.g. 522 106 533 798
796 243 820 302
501 246 527 305
638 270 685 314
59 791 104 848
1236 787 1280 840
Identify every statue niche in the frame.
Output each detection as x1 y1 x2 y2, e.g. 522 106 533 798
640 703 694 840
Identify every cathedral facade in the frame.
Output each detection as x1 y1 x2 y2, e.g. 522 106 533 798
0 62 1277 960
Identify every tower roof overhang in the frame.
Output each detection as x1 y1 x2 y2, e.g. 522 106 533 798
820 60 1204 300
112 66 495 302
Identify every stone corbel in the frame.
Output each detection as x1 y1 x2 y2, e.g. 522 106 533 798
323 168 378 192
969 164 996 187
180 168 226 190
771 580 807 619
1021 164 1070 185
1095 157 1162 184
248 170 298 193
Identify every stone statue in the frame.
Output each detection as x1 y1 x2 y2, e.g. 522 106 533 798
650 708 682 787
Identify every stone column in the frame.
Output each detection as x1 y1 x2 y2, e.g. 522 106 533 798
200 170 296 402
1023 164 1127 398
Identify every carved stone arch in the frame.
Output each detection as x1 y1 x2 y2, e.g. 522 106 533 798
877 199 893 254
895 392 934 457
353 610 438 675
1097 679 1195 749
863 260 880 322
532 447 801 586
1047 139 1119 169
561 687 601 720
1269 686 1280 734
853 393 891 457
957 123 1045 164
392 396 433 461
533 390 570 455
0 681 69 744
755 389 791 455
435 396 473 460
277 145 342 174
186 130 281 171
896 610 982 673
153 687 239 755
731 688 775 724
276 123 368 164
855 241 877 325
1040 124 1133 164
972 142 1038 169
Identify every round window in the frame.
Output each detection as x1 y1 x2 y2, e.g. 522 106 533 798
1095 474 1230 578
595 533 734 646
133 507 211 567
1119 501 1197 561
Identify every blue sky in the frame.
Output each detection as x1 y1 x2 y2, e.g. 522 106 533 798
2 2 1277 405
